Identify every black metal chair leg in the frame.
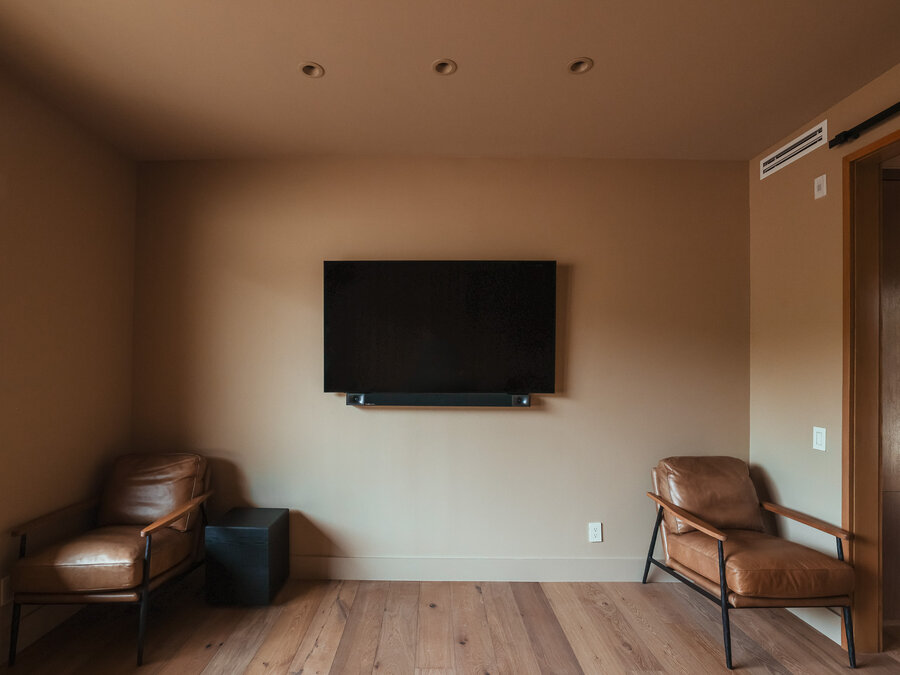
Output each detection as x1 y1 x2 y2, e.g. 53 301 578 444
720 599 733 669
843 606 856 668
717 540 733 670
642 507 664 583
8 602 21 666
137 592 149 666
137 533 152 666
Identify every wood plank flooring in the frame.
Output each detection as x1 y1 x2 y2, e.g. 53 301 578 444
5 571 900 674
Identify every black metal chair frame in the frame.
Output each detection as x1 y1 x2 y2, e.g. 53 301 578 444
642 505 856 670
8 502 209 667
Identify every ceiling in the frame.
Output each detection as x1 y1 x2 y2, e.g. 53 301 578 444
1 1 900 161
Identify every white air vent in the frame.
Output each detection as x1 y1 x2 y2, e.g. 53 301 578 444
760 120 827 179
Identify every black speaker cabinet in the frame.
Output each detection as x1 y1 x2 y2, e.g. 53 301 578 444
205 507 289 605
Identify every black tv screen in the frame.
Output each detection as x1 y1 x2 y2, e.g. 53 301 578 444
324 261 556 393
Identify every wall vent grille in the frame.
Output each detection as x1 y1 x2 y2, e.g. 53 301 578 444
760 120 827 179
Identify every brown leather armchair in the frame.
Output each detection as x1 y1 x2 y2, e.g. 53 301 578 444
643 456 855 670
7 453 211 667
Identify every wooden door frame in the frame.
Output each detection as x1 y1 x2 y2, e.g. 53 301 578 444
843 128 900 653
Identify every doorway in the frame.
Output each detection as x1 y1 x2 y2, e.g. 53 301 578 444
844 129 900 653
882 154 900 646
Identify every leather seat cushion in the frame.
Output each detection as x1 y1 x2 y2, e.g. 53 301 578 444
666 528 854 598
99 453 208 532
656 456 764 534
666 560 850 608
12 526 192 594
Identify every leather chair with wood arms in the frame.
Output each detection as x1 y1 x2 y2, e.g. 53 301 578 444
642 456 855 670
7 453 211 667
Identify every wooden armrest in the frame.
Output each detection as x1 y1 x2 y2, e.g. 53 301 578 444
761 502 851 541
9 497 99 537
646 492 728 542
141 492 212 537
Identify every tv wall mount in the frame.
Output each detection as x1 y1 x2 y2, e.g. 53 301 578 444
345 393 531 407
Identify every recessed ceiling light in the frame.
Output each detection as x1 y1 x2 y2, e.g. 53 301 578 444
568 57 594 74
432 58 458 75
299 61 325 78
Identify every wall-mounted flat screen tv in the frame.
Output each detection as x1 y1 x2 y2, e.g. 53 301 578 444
324 260 556 395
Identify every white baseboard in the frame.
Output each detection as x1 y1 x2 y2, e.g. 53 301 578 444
291 555 664 582
788 607 842 645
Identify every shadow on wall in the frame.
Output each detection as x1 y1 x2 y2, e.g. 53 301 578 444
290 511 345 557
204 455 252 520
203 454 341 577
749 463 780 536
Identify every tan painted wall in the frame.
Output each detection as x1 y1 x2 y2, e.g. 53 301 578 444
749 62 900 640
0 68 135 654
134 157 749 580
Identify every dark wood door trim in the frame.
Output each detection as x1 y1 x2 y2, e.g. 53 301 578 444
843 127 900 653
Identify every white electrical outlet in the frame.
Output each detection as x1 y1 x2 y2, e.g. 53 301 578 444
813 426 827 452
588 522 603 543
814 174 827 199
0 576 10 606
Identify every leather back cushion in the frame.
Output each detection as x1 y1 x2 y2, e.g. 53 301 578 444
98 454 208 532
656 456 764 534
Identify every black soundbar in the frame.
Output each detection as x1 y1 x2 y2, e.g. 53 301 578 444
346 393 531 407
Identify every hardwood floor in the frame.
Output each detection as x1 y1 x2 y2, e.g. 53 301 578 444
5 571 900 674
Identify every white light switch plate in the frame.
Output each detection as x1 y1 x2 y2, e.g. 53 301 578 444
814 174 827 199
813 426 827 451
